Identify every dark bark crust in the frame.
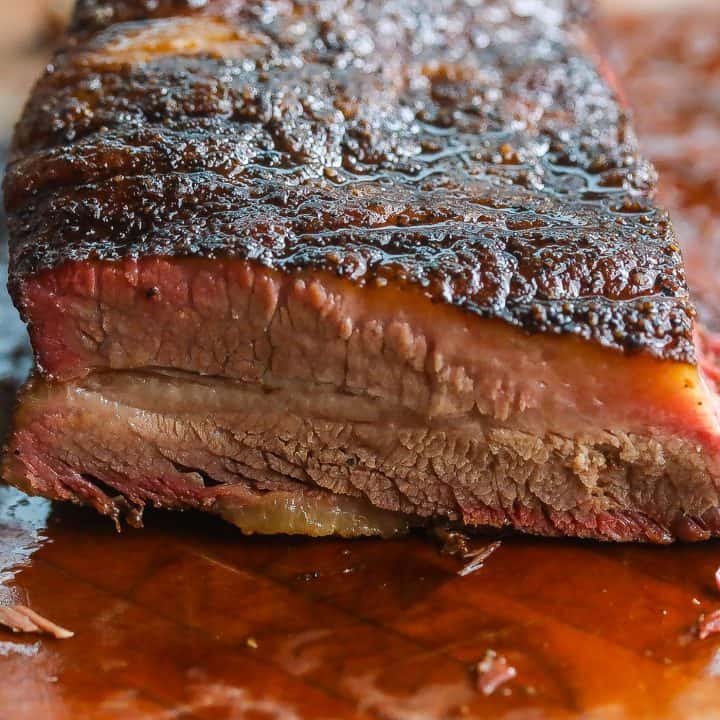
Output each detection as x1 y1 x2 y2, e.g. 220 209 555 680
5 0 695 362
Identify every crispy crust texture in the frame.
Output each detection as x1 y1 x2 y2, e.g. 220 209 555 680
5 0 696 362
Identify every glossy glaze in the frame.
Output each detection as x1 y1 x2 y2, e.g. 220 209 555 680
2 3 720 719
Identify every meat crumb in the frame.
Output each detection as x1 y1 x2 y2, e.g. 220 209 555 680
698 609 720 640
430 527 502 576
245 637 259 650
0 605 74 639
474 650 517 696
432 526 472 557
459 541 502 577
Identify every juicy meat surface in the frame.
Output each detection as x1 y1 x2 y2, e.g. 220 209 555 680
3 0 720 542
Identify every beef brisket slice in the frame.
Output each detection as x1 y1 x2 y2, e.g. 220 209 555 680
4 0 720 541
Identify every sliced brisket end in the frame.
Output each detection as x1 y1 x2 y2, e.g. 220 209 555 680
7 270 720 542
3 0 720 541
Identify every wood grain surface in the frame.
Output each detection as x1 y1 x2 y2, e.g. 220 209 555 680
1 3 720 719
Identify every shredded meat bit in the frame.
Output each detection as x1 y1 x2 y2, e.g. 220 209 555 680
698 609 720 640
459 541 502 577
474 650 517 696
430 527 502 575
0 605 74 639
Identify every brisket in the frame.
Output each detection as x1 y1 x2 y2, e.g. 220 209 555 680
3 0 720 541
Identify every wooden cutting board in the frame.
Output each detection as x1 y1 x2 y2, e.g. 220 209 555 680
1 5 720 719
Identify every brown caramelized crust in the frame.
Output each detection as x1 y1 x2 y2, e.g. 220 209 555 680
5 0 695 364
